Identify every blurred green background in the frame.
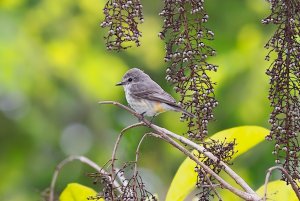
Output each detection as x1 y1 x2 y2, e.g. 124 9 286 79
0 0 279 200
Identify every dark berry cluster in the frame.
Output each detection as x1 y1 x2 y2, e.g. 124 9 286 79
159 0 218 140
88 163 157 201
87 171 115 200
100 0 144 51
263 0 300 181
195 139 236 200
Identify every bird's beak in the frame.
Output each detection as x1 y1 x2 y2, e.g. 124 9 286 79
116 81 124 86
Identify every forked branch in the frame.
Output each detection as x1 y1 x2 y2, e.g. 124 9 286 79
111 122 145 187
99 101 261 200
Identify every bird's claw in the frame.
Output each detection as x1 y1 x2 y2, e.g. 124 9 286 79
138 112 146 122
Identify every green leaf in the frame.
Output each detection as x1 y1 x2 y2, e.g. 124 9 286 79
256 180 299 201
60 183 102 201
165 155 198 201
165 126 269 201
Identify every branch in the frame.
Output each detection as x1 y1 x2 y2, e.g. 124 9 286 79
137 132 223 200
99 101 261 200
263 166 300 201
133 132 162 196
151 124 256 194
48 155 122 201
155 128 258 200
99 101 145 121
135 132 162 163
134 132 162 178
111 122 145 184
202 170 223 201
99 101 153 127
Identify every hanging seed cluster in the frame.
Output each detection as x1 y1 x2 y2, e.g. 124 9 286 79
88 172 114 200
100 0 144 51
159 0 218 140
195 139 236 200
263 0 300 181
88 163 157 201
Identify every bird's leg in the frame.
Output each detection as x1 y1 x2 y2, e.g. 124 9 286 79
137 112 154 127
149 114 157 123
138 112 146 122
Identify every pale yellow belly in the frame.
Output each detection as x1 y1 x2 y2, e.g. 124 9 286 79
126 95 167 116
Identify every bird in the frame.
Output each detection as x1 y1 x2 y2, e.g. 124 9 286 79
116 68 195 118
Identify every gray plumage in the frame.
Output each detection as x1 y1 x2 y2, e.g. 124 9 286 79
116 68 194 117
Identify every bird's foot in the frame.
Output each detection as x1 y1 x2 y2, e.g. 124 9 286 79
138 112 154 127
149 114 157 123
138 112 146 122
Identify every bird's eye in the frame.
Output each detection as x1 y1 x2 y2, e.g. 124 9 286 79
128 78 133 82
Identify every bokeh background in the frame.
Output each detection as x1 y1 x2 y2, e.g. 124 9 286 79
0 0 279 200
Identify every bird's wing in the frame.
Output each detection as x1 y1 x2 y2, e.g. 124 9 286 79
130 82 195 117
130 82 180 108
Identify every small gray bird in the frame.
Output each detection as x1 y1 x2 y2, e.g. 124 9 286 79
116 68 194 117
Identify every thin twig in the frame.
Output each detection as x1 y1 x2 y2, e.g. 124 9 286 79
111 122 145 190
99 101 145 122
203 171 223 201
201 184 222 188
263 166 300 201
133 132 162 193
134 132 162 174
49 155 122 201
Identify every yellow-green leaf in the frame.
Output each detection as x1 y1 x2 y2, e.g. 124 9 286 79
165 155 198 201
165 126 269 201
60 183 102 201
256 180 299 201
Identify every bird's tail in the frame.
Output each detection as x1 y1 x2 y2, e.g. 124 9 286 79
175 106 195 118
165 102 195 118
